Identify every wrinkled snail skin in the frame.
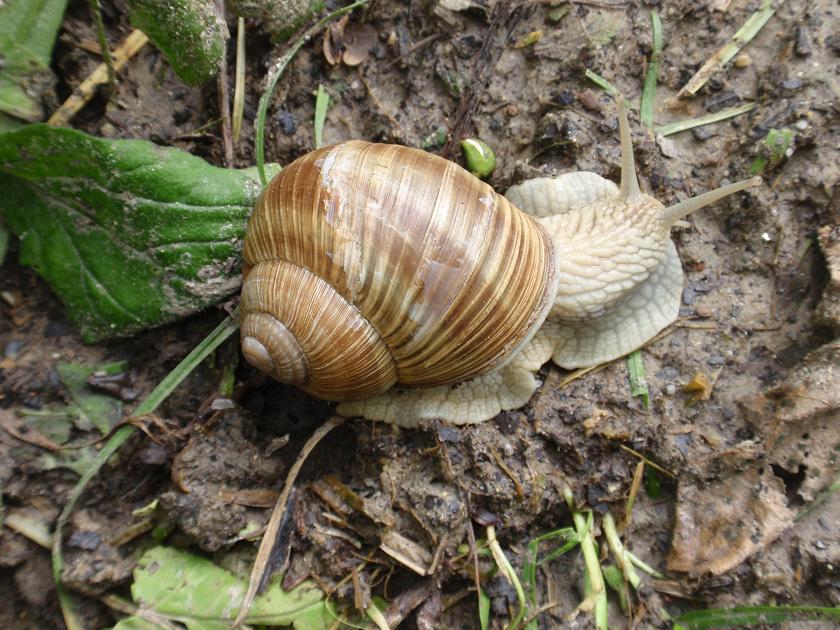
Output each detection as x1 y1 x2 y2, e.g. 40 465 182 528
242 100 761 427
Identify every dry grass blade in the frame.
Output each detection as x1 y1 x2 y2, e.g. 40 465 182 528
232 16 246 144
656 102 756 136
233 415 347 627
48 29 149 126
673 0 784 100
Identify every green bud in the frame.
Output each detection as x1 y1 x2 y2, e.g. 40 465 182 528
460 138 496 178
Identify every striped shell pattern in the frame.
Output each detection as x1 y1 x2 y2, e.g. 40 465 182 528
240 141 559 401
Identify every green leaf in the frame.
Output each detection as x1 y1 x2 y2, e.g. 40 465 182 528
129 546 332 629
674 605 840 629
56 361 125 433
126 0 226 85
108 618 161 630
0 125 263 342
626 349 650 408
0 0 69 123
644 467 662 499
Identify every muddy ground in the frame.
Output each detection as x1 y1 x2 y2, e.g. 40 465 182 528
1 0 840 628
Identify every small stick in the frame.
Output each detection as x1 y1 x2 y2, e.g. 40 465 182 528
87 0 116 93
216 0 233 167
232 17 246 144
48 29 149 126
233 415 347 627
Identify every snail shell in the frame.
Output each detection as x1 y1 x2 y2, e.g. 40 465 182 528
241 142 559 401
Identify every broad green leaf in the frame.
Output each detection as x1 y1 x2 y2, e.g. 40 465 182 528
126 0 225 85
0 125 264 342
56 361 125 433
674 605 840 628
129 546 331 629
0 0 69 123
108 618 161 630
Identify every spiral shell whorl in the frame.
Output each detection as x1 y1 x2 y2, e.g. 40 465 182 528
240 314 308 384
240 260 399 400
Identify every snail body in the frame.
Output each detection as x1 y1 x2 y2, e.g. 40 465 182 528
241 101 759 427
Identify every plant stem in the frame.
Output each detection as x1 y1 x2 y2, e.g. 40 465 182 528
255 0 369 185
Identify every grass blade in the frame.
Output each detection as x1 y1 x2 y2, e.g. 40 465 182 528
314 84 330 148
255 0 369 185
626 349 649 408
52 311 240 627
640 10 662 129
656 102 755 136
674 605 840 629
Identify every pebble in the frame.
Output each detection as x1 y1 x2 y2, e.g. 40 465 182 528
814 540 827 550
694 304 713 318
692 126 713 141
4 340 23 359
707 355 726 366
794 26 812 57
664 383 677 396
682 287 697 305
0 290 16 307
734 53 752 68
277 109 296 135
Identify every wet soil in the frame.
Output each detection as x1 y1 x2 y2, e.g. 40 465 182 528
2 0 840 628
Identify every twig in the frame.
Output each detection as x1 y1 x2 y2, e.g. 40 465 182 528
618 444 676 478
87 0 115 93
233 415 347 627
673 0 784 100
486 525 528 629
48 29 149 126
216 0 234 167
232 17 246 144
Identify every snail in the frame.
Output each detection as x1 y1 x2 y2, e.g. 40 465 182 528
240 100 760 427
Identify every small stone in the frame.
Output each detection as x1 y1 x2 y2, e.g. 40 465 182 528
277 109 296 135
0 290 16 306
733 53 752 68
694 304 713 318
68 530 101 551
781 78 803 91
814 540 827 550
682 287 697 305
664 383 677 396
4 340 23 358
707 355 726 366
692 126 713 141
794 26 812 57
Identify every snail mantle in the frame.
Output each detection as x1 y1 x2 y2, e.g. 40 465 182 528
240 102 760 428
